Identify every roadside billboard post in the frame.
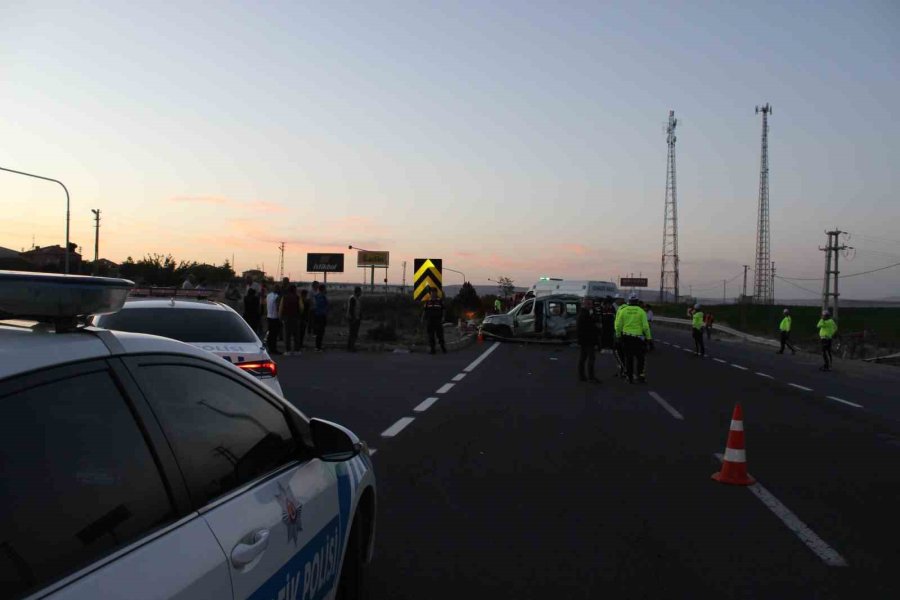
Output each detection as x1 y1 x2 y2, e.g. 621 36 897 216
356 250 390 293
306 253 345 283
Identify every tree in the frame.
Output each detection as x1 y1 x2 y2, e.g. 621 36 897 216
452 282 481 316
496 276 515 299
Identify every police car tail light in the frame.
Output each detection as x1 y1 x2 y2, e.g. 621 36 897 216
0 270 133 331
237 360 278 378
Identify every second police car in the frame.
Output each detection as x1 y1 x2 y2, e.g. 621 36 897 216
0 271 375 600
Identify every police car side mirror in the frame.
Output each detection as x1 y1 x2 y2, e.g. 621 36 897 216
310 418 361 462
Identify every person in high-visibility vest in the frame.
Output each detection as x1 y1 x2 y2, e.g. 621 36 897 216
817 310 838 371
691 303 706 357
614 293 652 383
494 298 502 313
777 308 796 355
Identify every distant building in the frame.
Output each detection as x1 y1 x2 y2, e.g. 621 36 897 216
0 246 35 271
242 269 267 281
21 244 82 272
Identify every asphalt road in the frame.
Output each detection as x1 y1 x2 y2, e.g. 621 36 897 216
276 329 900 598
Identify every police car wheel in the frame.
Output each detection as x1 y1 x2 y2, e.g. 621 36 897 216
336 515 370 600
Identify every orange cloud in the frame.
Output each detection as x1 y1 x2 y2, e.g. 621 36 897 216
170 195 232 205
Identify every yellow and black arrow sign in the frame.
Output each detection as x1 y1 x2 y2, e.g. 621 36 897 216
413 258 442 301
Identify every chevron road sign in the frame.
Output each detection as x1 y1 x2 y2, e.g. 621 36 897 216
413 258 442 301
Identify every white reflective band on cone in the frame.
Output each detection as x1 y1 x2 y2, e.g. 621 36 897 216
724 447 746 463
730 420 744 431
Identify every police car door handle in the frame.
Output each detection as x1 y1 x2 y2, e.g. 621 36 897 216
231 529 270 568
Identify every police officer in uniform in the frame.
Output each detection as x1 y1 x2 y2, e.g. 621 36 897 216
614 293 652 383
422 286 447 354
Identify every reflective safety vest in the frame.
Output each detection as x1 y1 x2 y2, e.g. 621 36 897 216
817 318 838 339
692 311 705 330
779 316 792 332
615 304 652 339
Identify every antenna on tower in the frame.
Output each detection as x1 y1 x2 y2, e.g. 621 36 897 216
277 242 285 281
659 109 680 303
753 103 773 304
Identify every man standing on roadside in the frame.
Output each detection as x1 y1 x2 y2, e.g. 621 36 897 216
243 286 261 335
312 284 329 352
279 284 301 355
576 298 601 382
691 303 706 357
422 286 447 354
298 288 311 350
266 284 281 355
347 287 363 352
817 310 838 371
777 308 796 355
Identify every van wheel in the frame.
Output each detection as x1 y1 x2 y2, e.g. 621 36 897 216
336 517 370 600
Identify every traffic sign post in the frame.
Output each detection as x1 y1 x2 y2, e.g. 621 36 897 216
413 259 442 301
356 251 389 292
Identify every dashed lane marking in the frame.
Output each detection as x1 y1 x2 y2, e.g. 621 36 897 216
452 373 467 381
682 348 693 353
713 358 727 364
673 345 682 349
436 383 455 394
714 454 847 567
369 448 377 456
788 383 813 392
381 417 415 438
414 397 439 412
755 372 774 379
463 341 501 372
827 395 862 408
648 391 684 421
731 364 749 370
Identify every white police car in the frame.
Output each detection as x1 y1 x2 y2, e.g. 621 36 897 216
90 297 283 396
0 271 375 600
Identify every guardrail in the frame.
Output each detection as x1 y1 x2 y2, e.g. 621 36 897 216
652 316 780 348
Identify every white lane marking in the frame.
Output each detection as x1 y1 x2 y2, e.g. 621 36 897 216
731 364 749 370
436 383 455 394
827 396 863 408
682 348 693 353
788 383 813 392
381 417 415 438
451 373 467 382
756 372 774 379
714 454 847 567
713 358 727 364
673 345 682 349
368 448 377 456
550 357 558 361
463 341 501 372
414 397 439 412
648 391 684 421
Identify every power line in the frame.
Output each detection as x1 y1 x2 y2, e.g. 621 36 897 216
774 275 819 295
840 261 900 279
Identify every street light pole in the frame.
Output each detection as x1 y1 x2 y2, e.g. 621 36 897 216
444 267 466 285
348 245 376 292
1 166 71 273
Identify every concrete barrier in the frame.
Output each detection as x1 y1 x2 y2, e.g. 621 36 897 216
652 316 781 349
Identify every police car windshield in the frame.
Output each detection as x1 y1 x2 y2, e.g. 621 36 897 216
96 307 258 343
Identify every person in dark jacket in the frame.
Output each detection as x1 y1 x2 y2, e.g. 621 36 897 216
243 287 261 335
279 284 301 355
576 299 601 382
312 284 329 351
298 288 311 350
422 287 446 354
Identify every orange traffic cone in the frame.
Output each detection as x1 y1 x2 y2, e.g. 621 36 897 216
477 330 484 343
712 402 756 486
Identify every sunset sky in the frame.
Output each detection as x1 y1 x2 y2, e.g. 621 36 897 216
2 1 898 298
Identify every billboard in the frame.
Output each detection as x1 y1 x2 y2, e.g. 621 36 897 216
620 277 649 288
306 253 345 273
357 250 390 268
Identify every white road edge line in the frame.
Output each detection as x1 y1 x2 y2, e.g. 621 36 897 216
755 372 774 379
731 364 749 370
381 417 415 438
368 448 377 456
452 373 467 382
648 391 684 421
436 383 455 394
682 348 693 353
673 345 682 349
714 453 848 567
463 341 501 372
713 358 727 364
788 383 813 392
827 395 863 408
414 397 439 412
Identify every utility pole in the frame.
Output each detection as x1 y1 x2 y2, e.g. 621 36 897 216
723 279 727 304
742 265 749 300
402 260 407 294
771 261 776 303
659 110 680 303
90 209 101 275
821 230 851 320
277 242 285 282
753 103 773 304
